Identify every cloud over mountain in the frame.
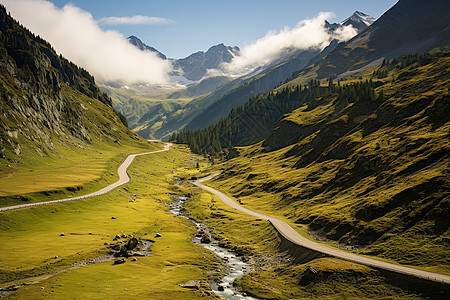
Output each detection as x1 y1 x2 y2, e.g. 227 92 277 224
2 0 172 84
222 12 357 76
98 15 173 26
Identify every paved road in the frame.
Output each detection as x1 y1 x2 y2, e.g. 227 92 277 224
193 174 450 285
0 143 172 212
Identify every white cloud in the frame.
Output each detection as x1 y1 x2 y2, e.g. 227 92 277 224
222 12 357 77
98 15 172 26
1 0 172 84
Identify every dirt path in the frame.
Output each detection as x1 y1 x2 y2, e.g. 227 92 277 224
0 143 172 212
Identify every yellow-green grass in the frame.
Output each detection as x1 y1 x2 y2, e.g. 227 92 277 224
205 55 450 276
208 140 450 276
184 178 426 299
0 145 219 299
0 140 163 206
236 258 424 300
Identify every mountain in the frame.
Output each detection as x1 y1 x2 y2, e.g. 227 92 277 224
120 12 374 140
182 12 375 131
172 43 240 81
340 11 376 32
177 49 450 273
0 5 140 166
292 0 450 81
127 35 167 60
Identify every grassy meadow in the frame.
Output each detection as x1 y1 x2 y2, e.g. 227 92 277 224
0 145 221 299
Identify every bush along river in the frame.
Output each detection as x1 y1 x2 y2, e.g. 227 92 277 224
169 194 258 300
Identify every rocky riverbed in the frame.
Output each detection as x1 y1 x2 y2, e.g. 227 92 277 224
169 194 258 300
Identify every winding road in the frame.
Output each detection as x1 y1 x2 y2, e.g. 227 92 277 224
193 174 450 285
0 143 172 212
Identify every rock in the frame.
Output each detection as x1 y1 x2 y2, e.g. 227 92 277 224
121 234 127 238
111 244 120 251
200 233 212 244
126 237 138 250
88 232 93 235
155 233 162 237
60 232 66 236
217 285 224 291
54 255 59 259
180 280 200 290
104 242 110 245
115 234 121 239
113 258 126 265
111 216 116 219
118 246 128 257
131 257 138 262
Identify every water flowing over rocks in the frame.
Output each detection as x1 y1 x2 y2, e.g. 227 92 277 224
170 194 258 300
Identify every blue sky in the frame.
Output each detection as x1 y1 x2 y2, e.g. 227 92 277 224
48 0 398 58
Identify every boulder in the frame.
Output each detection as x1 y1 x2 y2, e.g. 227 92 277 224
155 233 162 237
200 233 212 244
126 238 138 250
217 285 224 291
113 258 126 265
131 257 138 262
60 232 66 236
111 244 120 251
111 216 116 219
180 280 200 290
121 234 127 238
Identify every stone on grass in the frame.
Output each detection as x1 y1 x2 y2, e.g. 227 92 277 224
155 233 162 237
60 233 66 236
113 258 126 265
180 280 200 290
131 257 138 262
111 216 116 219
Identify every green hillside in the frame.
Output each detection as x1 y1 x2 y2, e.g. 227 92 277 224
0 5 154 203
206 51 450 274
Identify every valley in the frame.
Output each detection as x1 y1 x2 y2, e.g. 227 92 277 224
1 0 449 299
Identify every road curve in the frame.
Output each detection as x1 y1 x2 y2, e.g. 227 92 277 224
0 143 172 212
193 174 450 285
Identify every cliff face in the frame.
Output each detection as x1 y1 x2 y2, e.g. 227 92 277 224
0 5 130 164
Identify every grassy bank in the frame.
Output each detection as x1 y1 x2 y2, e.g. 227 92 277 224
0 145 219 299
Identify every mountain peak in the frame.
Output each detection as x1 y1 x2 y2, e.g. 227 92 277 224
127 35 167 60
341 11 376 31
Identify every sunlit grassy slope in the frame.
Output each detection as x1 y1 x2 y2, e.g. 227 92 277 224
184 170 428 299
208 53 450 275
0 145 219 299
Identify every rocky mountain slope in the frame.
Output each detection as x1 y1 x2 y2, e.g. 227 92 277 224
0 5 139 168
172 43 240 81
289 0 450 82
127 35 167 60
182 11 375 131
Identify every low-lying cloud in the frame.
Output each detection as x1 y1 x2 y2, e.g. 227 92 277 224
98 15 173 26
222 12 357 77
2 0 172 84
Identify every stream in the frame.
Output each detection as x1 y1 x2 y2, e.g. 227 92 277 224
169 194 258 300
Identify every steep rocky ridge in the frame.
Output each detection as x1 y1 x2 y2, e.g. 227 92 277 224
0 5 137 166
289 0 450 82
